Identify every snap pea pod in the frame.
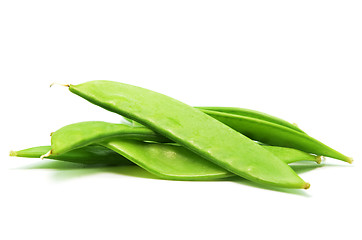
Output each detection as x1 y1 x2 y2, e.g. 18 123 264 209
67 80 309 189
196 106 305 133
104 140 233 180
124 107 307 134
202 109 352 163
46 120 321 166
42 121 169 158
10 145 131 165
46 120 320 166
116 108 350 163
101 139 320 180
11 140 320 180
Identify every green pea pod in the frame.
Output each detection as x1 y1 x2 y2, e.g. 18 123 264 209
124 108 350 162
125 107 307 134
196 106 305 133
202 109 352 163
67 80 309 189
123 107 350 162
46 120 320 165
10 145 131 165
43 121 169 158
101 139 319 180
11 142 320 180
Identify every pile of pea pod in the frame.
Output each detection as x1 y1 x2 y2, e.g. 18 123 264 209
11 80 353 189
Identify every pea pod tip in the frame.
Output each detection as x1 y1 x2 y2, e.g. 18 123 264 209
303 182 311 190
9 150 17 157
315 156 324 164
347 157 353 164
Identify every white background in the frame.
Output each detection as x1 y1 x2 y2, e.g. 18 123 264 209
1 1 361 239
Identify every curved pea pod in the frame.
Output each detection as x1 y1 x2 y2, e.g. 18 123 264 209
101 139 320 180
203 109 352 163
42 121 169 158
43 120 319 180
196 106 305 133
11 141 319 180
125 107 307 133
46 120 319 164
10 145 132 165
102 139 233 180
67 80 309 189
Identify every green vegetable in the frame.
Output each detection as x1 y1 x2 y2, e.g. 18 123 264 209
11 139 320 180
196 106 305 133
124 107 350 163
203 109 352 163
10 81 351 189
102 139 320 180
10 145 131 165
44 120 321 180
43 121 168 157
125 106 306 134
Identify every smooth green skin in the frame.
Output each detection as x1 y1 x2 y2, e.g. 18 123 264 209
48 121 319 179
69 80 308 189
124 107 348 162
125 107 306 134
50 121 168 155
196 106 305 133
203 110 352 163
10 145 131 165
48 121 319 166
11 142 318 180
102 139 319 180
103 139 233 180
262 145 319 164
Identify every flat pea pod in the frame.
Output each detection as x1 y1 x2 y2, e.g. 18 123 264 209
11 141 320 180
101 139 320 180
202 109 352 163
47 120 320 165
67 80 309 189
126 109 350 162
124 107 307 134
46 120 321 166
10 145 131 165
43 121 169 158
196 106 305 133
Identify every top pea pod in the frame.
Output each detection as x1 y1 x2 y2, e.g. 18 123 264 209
63 80 309 189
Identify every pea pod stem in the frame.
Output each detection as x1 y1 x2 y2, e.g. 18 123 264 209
50 82 70 88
